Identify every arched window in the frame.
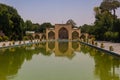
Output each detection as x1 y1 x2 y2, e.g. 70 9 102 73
48 31 55 39
72 31 79 39
35 34 40 39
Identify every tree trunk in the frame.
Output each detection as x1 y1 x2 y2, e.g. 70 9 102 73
113 9 116 19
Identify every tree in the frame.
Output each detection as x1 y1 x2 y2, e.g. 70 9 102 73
24 21 40 32
38 23 53 33
81 1 120 42
25 20 33 31
100 0 120 17
33 23 40 32
0 3 24 40
94 7 101 20
66 19 76 27
80 24 94 34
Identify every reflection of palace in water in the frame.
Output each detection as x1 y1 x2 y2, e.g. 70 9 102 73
46 41 80 58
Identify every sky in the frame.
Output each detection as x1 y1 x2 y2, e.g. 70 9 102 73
0 0 120 26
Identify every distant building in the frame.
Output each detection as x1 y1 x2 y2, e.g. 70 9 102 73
26 31 35 34
25 24 81 40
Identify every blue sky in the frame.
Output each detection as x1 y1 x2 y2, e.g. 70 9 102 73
0 0 120 26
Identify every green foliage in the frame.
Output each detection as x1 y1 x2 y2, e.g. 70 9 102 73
82 1 120 42
25 20 33 31
94 4 120 41
94 10 120 41
104 31 119 41
0 3 24 40
23 36 29 40
0 3 54 41
24 21 53 33
100 0 120 17
33 23 40 32
0 36 9 41
2 36 9 41
100 43 104 48
0 36 2 41
25 20 40 31
66 19 76 27
38 23 53 33
80 24 94 34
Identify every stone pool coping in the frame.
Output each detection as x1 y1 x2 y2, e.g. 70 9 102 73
1 40 120 57
0 40 46 49
0 40 70 49
80 41 120 57
0 40 78 49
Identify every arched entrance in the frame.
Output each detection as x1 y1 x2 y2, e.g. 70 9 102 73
80 34 86 39
46 24 81 40
35 34 40 39
72 31 79 40
59 27 68 39
48 31 55 39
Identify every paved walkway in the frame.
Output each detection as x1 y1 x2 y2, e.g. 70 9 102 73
0 40 38 48
96 41 120 54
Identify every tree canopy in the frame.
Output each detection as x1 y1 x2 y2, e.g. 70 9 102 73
100 0 120 17
66 19 76 27
81 0 120 42
0 3 24 40
37 23 53 33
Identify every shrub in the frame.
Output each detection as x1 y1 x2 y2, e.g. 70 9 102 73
23 36 28 40
9 42 12 46
2 43 6 47
95 42 98 46
100 43 104 48
2 36 9 41
12 41 15 45
0 36 3 42
109 46 114 51
92 41 94 45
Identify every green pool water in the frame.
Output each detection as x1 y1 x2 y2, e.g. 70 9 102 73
0 41 120 80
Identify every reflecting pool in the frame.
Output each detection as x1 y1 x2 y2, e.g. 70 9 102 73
0 41 120 80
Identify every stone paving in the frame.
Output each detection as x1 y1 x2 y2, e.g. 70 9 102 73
0 40 38 48
96 41 120 54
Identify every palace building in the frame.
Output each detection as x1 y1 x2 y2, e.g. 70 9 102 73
46 24 81 40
